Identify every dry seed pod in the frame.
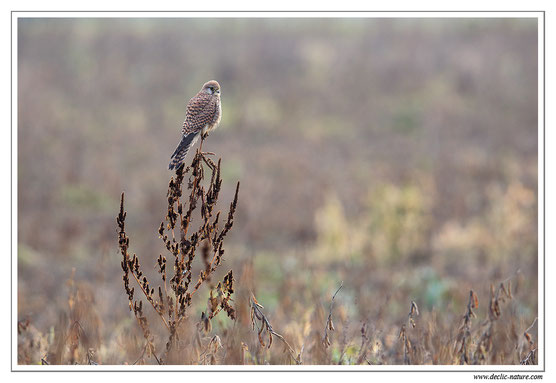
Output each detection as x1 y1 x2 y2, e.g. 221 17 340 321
472 291 479 309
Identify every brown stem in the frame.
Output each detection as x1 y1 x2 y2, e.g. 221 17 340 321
129 269 171 331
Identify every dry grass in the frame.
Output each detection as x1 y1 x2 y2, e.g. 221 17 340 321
17 148 538 366
16 263 538 366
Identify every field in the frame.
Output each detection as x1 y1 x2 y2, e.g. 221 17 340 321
17 18 539 366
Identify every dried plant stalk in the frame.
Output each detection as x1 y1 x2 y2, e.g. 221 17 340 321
322 281 343 348
455 290 479 364
117 146 240 364
249 293 301 365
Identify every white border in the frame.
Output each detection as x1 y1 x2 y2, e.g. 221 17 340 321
11 11 545 373
537 11 545 374
11 11 543 18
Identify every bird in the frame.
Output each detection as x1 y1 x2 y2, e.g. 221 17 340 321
168 80 222 170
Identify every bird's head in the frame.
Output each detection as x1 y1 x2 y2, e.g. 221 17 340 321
202 80 221 96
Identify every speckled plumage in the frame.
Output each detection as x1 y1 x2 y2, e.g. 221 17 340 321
169 80 222 170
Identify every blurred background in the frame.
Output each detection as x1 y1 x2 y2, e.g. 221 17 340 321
18 18 538 364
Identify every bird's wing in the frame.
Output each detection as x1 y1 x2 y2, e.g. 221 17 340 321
182 93 218 135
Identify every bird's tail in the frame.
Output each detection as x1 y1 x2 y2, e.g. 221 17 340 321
168 133 199 170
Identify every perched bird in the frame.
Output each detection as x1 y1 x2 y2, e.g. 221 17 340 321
168 80 222 170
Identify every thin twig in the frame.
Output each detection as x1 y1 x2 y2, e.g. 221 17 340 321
524 317 538 334
250 294 301 364
323 281 343 348
128 270 170 331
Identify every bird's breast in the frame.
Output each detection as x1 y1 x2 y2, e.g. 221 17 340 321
216 100 222 125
